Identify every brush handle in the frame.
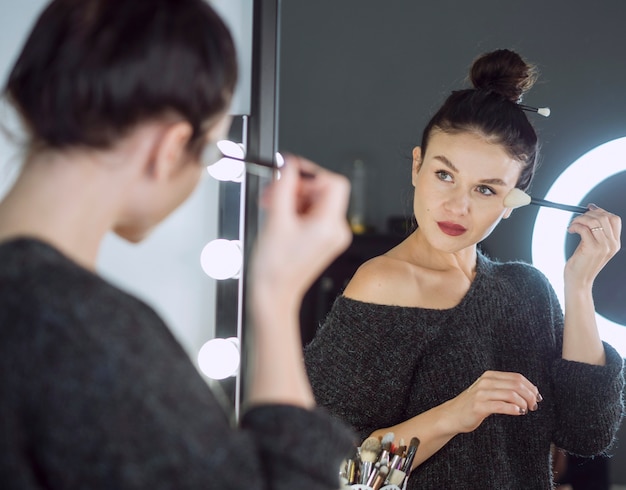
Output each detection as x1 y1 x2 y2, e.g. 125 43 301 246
226 155 316 179
530 197 588 214
360 461 374 485
348 485 402 489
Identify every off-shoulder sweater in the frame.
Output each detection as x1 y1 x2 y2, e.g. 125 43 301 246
0 238 355 489
304 252 624 489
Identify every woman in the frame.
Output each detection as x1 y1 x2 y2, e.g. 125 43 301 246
0 0 354 488
304 49 624 489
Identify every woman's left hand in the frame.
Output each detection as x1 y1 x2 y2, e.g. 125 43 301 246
565 204 621 288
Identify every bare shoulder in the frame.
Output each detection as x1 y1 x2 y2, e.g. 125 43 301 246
343 254 416 305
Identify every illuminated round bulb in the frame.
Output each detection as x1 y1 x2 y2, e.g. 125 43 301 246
272 152 286 180
217 139 245 159
503 188 531 209
275 151 285 168
206 157 245 182
197 337 240 380
200 239 242 280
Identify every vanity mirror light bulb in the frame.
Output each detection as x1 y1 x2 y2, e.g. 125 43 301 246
275 151 285 168
200 239 243 280
197 337 240 380
217 139 245 160
206 157 246 182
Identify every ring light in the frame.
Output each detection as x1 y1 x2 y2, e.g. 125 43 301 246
532 137 626 357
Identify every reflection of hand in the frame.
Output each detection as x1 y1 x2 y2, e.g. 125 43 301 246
251 155 352 312
447 371 542 434
246 156 351 408
565 205 621 287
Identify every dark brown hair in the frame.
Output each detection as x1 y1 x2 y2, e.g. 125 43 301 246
4 0 238 153
420 49 540 191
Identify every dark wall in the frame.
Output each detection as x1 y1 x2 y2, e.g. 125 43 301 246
277 0 626 484
278 0 626 263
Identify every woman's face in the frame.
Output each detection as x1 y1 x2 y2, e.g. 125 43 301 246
412 130 522 253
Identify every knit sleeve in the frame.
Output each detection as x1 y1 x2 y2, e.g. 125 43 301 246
240 405 356 490
504 261 624 456
304 297 418 441
551 342 624 456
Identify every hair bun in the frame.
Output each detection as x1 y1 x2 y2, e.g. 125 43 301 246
469 49 537 103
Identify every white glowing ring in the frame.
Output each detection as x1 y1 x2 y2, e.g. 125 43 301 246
531 137 626 357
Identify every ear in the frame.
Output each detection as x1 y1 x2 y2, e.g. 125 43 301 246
149 121 194 180
411 146 422 186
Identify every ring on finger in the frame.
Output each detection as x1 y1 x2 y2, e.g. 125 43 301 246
590 226 603 232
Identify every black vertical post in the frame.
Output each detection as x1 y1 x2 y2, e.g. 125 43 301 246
236 0 281 414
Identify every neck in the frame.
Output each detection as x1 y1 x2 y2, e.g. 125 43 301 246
0 151 130 269
408 229 478 278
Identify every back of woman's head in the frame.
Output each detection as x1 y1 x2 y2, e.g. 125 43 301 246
420 49 539 190
4 0 237 152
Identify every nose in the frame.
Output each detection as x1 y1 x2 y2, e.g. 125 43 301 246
444 188 470 215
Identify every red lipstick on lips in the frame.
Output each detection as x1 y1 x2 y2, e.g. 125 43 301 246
437 221 467 236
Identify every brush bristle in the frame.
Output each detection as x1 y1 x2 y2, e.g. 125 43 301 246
537 107 551 117
381 432 395 446
503 188 531 209
360 451 378 464
360 437 382 462
388 468 406 486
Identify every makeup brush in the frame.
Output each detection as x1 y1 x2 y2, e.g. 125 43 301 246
346 458 357 485
370 465 389 490
344 447 359 485
234 155 316 179
388 445 406 471
359 437 382 485
365 462 382 487
378 432 395 466
384 445 407 485
519 104 551 117
209 141 315 179
387 467 407 487
401 437 421 475
504 188 588 214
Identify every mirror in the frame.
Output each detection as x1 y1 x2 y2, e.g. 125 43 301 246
276 1 626 486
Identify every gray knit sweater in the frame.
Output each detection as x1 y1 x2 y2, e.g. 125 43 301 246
0 238 355 489
304 252 624 489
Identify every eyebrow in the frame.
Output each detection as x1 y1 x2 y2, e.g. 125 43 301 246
433 155 509 186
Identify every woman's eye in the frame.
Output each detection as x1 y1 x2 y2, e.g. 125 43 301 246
436 170 452 182
477 185 496 196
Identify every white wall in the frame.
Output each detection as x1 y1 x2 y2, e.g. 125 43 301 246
211 0 252 116
0 0 230 363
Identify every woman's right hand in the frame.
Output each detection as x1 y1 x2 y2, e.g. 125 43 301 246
250 155 352 310
445 370 542 433
246 155 351 408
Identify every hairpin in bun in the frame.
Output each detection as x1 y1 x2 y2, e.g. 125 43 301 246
518 104 551 117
